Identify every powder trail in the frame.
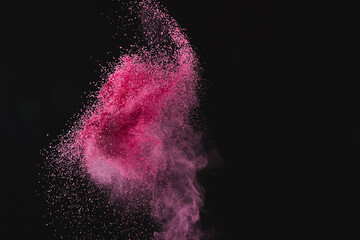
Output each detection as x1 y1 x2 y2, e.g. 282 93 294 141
45 1 208 239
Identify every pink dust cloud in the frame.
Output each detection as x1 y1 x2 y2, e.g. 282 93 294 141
45 1 209 239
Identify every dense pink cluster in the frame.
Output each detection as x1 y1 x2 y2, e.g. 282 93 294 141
78 58 176 181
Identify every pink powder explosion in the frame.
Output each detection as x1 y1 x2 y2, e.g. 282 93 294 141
44 1 208 239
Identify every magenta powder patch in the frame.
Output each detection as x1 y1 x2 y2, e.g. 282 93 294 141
43 1 209 239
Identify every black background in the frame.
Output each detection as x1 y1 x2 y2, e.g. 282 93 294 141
1 0 357 239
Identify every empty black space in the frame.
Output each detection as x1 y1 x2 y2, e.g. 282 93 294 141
1 0 357 239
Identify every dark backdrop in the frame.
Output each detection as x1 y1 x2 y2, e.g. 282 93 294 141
1 0 357 239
